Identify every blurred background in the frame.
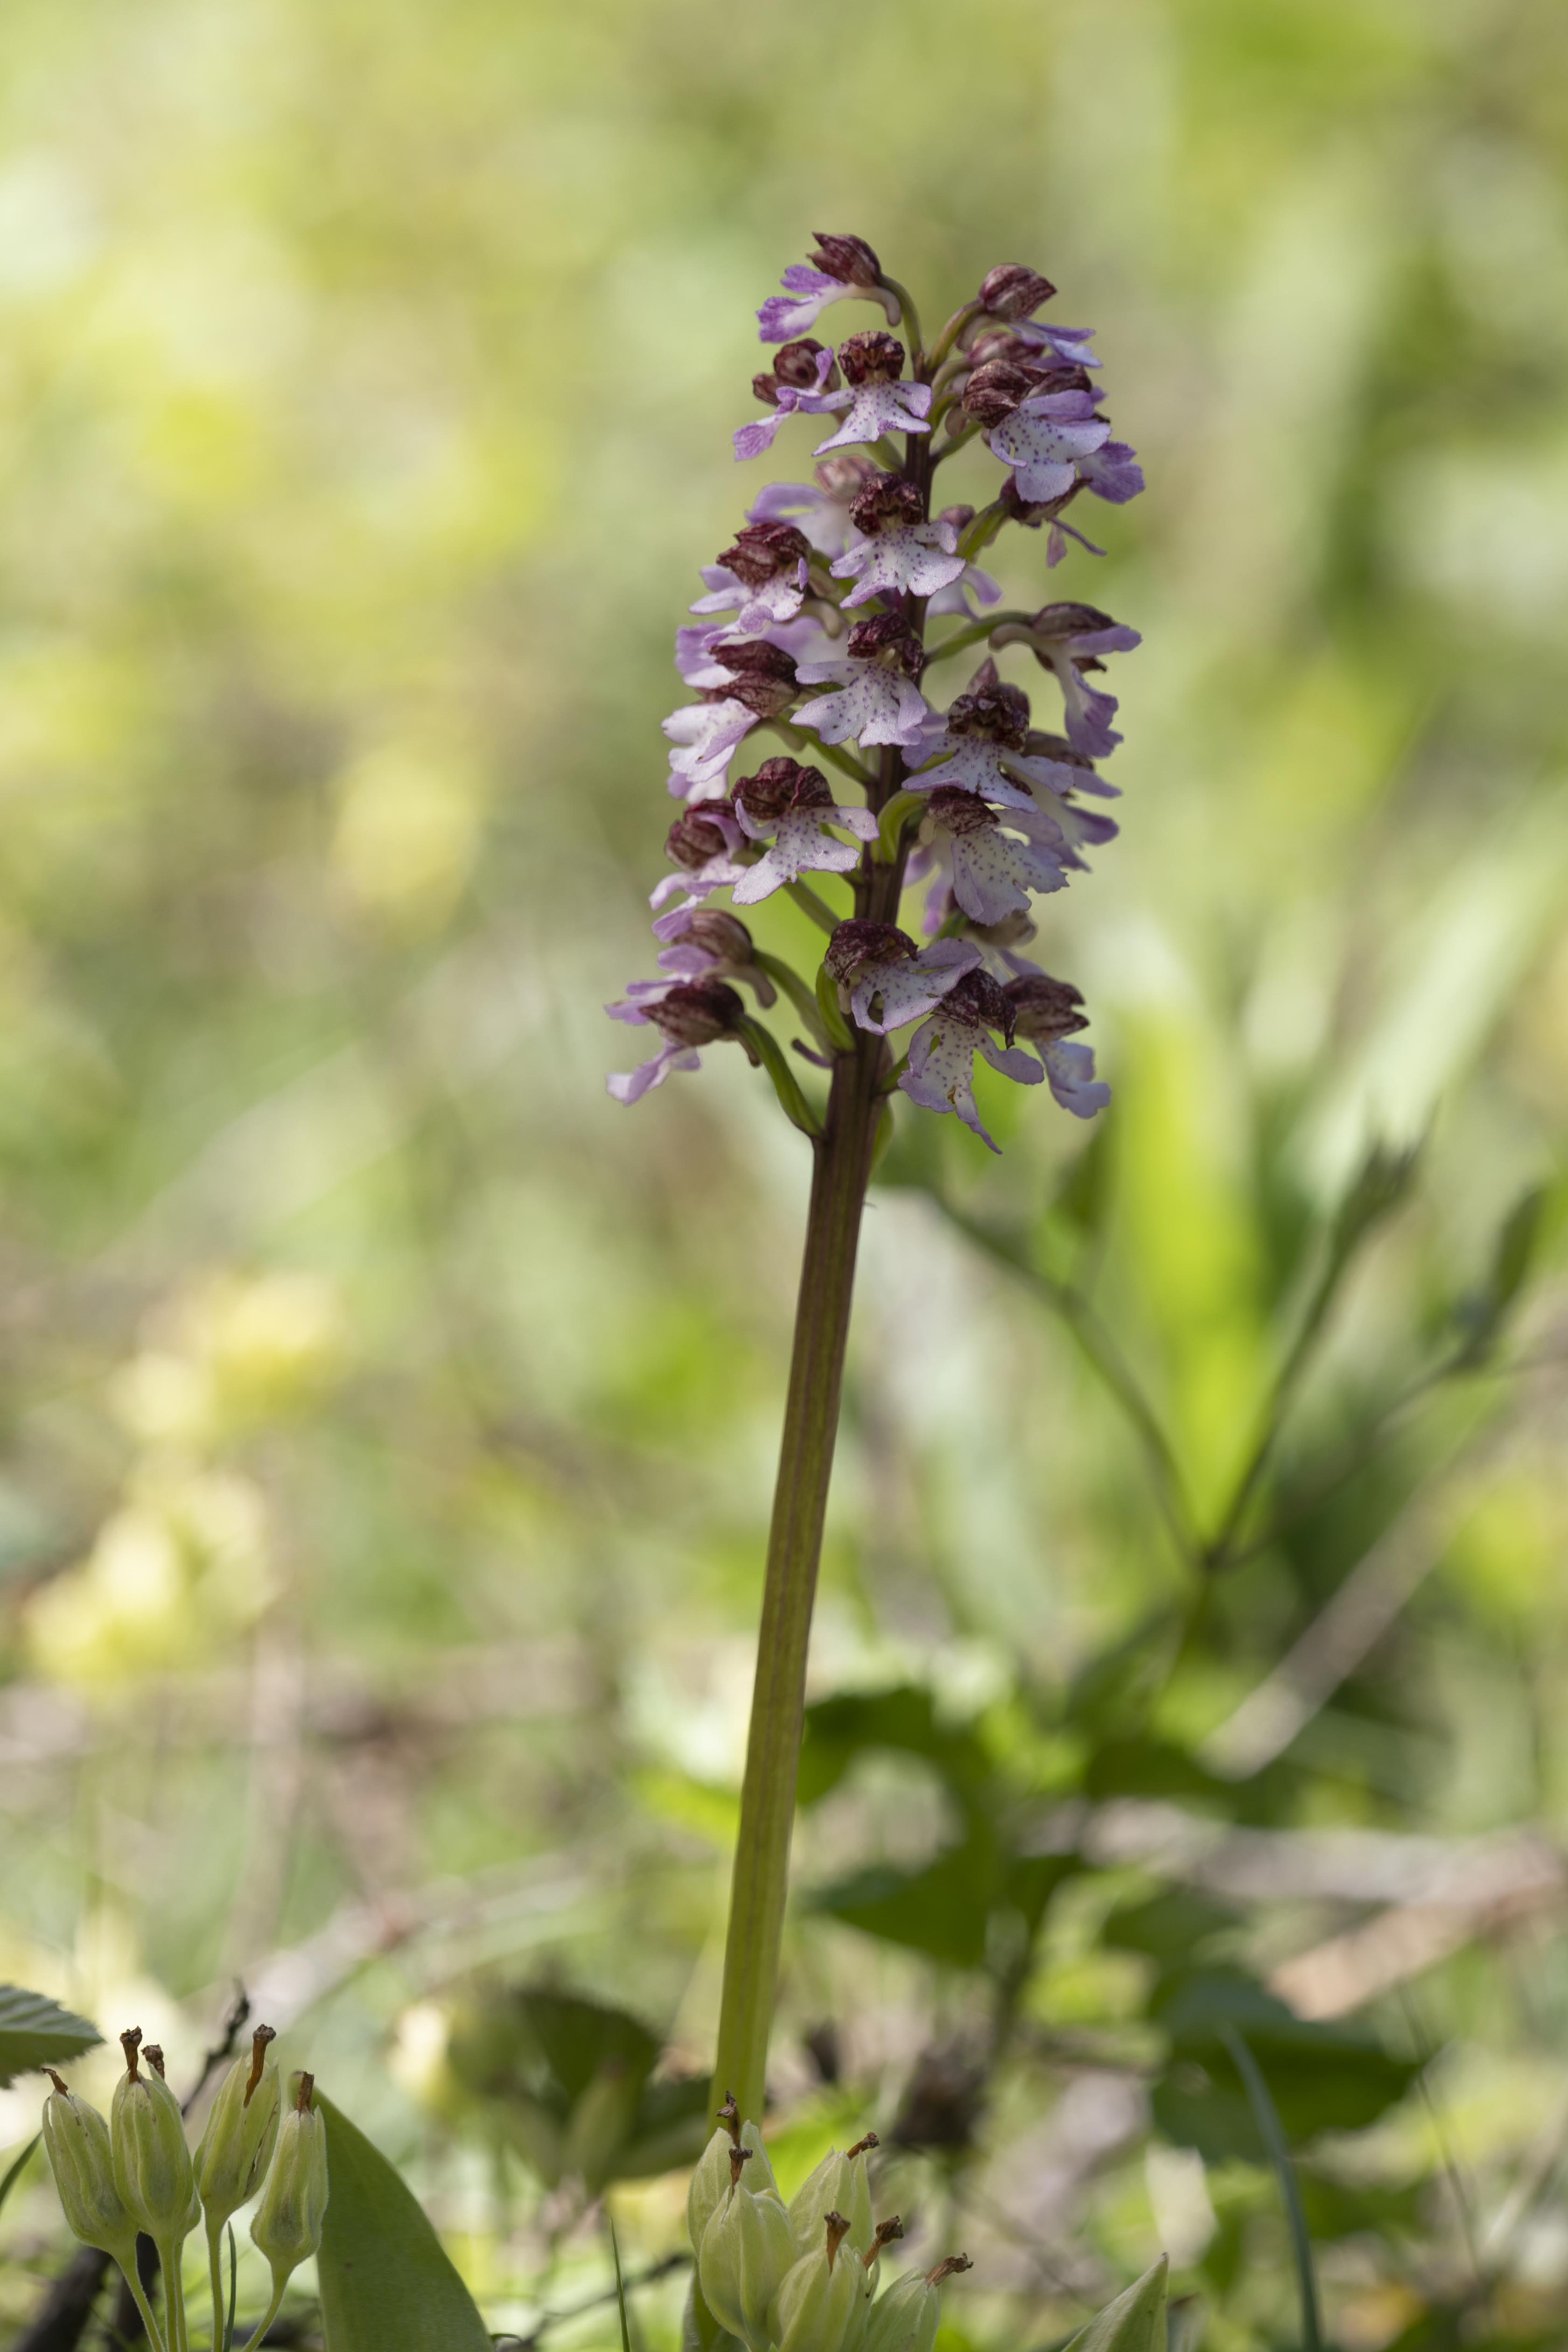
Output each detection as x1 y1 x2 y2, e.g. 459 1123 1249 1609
0 1 1566 2346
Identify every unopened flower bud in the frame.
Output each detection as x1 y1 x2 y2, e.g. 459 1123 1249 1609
111 2027 196 2248
1003 975 1088 1042
41 2072 137 2263
734 757 832 825
770 2212 861 2352
945 678 1030 749
708 639 799 720
719 521 814 588
848 473 924 535
811 233 882 288
642 980 747 1049
837 331 905 387
197 2025 282 2233
699 2143 798 2352
864 2256 972 2352
979 264 1057 320
825 922 915 989
788 2132 878 2255
250 2072 329 2294
845 612 923 680
962 360 1043 429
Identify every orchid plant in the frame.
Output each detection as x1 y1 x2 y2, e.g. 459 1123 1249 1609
609 231 1143 2125
608 235 1160 2352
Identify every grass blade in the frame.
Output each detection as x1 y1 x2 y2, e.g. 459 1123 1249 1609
1220 2023 1322 2352
0 2133 40 2219
609 2217 633 2352
223 2222 238 2352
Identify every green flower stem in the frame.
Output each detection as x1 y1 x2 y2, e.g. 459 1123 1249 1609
206 2222 224 2352
156 2238 188 2352
926 298 983 372
878 276 924 367
117 2260 169 2352
741 1021 825 1140
923 610 1036 667
710 1020 887 2121
754 952 835 1050
783 879 842 935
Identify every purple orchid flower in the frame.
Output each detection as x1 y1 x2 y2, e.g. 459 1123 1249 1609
735 340 842 460
897 967 1044 1152
1004 973 1111 1117
917 786 1071 926
811 332 932 455
793 612 932 749
727 758 878 905
663 640 800 796
991 602 1141 758
824 919 982 1036
989 389 1112 504
606 978 749 1106
1078 440 1145 504
646 906 777 1004
827 471 966 609
747 455 880 560
758 233 900 343
690 522 814 638
910 665 1085 812
648 800 752 912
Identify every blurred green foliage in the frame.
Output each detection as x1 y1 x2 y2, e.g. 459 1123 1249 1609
0 0 1566 2347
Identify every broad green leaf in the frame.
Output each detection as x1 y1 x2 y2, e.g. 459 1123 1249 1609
0 1986 101 2087
316 2092 490 2352
808 1841 998 1969
798 1687 993 1815
1103 1889 1240 1966
1151 1969 1416 2160
1062 2257 1168 2352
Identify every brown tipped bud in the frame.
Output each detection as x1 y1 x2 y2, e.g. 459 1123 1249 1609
711 638 798 718
980 264 1056 319
815 452 880 503
245 2024 278 2107
775 336 834 388
838 330 904 386
1029 600 1118 639
728 2142 754 2186
946 680 1031 749
718 2092 741 2142
812 232 882 287
826 922 915 986
734 756 832 823
143 2045 166 2080
848 472 924 535
926 2255 973 2285
119 2028 142 2081
719 520 813 587
961 360 1042 429
643 981 746 1048
1003 975 1089 1043
44 2066 69 2095
665 807 735 872
680 909 755 964
865 2215 904 2265
846 611 924 679
946 967 1015 1042
824 2210 852 2268
847 2133 880 2159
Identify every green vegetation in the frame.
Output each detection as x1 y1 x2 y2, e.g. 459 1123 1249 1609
0 2 1565 2347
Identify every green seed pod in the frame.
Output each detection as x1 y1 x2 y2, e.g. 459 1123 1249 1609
250 2072 329 2293
111 2029 196 2248
769 2212 862 2352
698 2141 786 2346
864 2256 972 2352
40 2071 139 2264
196 2025 281 2231
788 2133 877 2256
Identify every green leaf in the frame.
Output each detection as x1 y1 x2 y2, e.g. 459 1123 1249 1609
807 1841 998 1969
1103 1889 1240 1966
1061 2257 1168 2352
315 2092 491 2352
0 1986 102 2087
1453 1182 1549 1365
798 1687 992 1816
1150 1969 1417 2161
